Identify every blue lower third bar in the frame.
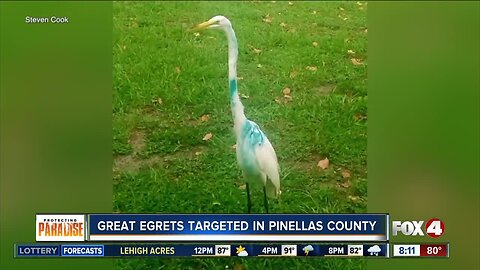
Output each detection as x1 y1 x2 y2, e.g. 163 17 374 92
16 245 60 257
61 245 104 257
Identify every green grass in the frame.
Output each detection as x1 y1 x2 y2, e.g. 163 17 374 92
113 1 367 269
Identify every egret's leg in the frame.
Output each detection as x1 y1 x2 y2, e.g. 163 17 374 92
263 186 269 214
246 183 252 214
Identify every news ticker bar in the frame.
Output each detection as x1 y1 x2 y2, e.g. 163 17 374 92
36 214 388 242
15 243 389 258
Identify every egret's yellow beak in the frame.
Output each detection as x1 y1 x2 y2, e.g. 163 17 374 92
191 20 213 31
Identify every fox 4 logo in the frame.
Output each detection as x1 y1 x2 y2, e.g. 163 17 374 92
392 218 445 238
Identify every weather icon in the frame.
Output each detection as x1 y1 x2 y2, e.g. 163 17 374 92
367 245 381 256
302 245 314 256
236 245 248 257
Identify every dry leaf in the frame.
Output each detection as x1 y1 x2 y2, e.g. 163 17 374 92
257 64 263 68
347 49 355 55
339 7 345 11
195 151 202 156
280 22 287 27
354 114 367 121
356 1 363 6
175 67 181 73
351 58 364 65
348 195 361 202
240 93 250 99
288 1 293 5
282 87 291 96
200 114 210 122
306 66 318 71
237 76 244 80
289 70 298 78
364 28 368 34
248 44 262 54
152 98 163 105
202 133 213 141
238 184 246 190
338 182 350 189
193 32 200 37
312 10 317 14
317 158 329 170
341 170 351 179
262 14 272 23
312 41 318 47
232 144 237 149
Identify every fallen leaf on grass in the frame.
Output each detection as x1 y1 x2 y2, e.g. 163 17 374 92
353 114 367 121
152 98 163 105
232 144 237 149
306 66 318 71
282 87 291 96
339 7 345 11
248 44 262 54
202 133 213 141
364 28 368 34
257 64 263 68
312 10 317 14
237 76 244 80
317 158 329 170
288 1 293 6
356 1 363 6
348 195 361 203
175 66 181 73
347 49 355 55
341 169 351 179
312 41 318 47
238 184 246 190
193 32 200 37
200 114 210 122
195 151 202 156
337 182 350 189
289 70 298 78
280 22 287 27
351 58 364 66
239 93 250 99
262 14 272 23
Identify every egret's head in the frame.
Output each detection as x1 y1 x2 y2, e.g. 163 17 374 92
192 15 231 31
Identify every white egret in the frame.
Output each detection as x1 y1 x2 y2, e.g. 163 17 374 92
193 15 280 213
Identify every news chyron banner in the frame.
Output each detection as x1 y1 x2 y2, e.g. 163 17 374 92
35 214 388 242
17 214 450 258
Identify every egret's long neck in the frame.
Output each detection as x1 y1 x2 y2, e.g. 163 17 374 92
225 25 246 133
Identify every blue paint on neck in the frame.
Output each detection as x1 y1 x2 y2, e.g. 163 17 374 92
229 79 237 100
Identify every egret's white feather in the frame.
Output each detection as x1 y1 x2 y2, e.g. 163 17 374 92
255 138 280 198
